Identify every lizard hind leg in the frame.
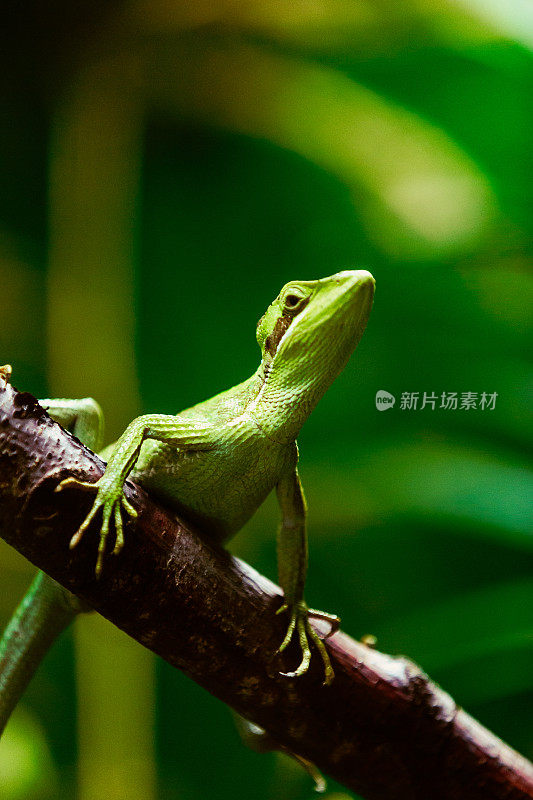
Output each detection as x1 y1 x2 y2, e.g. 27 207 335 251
275 466 337 686
39 397 105 453
233 713 327 793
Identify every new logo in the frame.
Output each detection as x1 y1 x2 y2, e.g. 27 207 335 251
375 390 395 411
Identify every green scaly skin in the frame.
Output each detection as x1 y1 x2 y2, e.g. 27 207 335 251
27 270 375 688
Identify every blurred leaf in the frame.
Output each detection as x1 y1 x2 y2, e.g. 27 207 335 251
151 39 498 259
0 707 58 800
0 234 45 388
374 579 533 706
376 578 533 668
131 0 512 55
74 615 157 800
451 0 533 51
439 644 533 707
305 441 533 550
459 267 533 335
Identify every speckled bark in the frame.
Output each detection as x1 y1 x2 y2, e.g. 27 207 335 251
0 376 532 800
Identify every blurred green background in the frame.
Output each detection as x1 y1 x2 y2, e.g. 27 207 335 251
1 2 532 799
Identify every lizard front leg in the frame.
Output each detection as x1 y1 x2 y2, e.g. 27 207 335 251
275 467 339 686
56 413 215 576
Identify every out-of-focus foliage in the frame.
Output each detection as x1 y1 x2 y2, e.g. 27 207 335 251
0 708 58 800
0 1 531 798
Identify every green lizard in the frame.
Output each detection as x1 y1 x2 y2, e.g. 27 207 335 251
1 269 374 707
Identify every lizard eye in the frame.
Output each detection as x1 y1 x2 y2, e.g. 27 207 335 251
282 291 308 314
285 294 300 308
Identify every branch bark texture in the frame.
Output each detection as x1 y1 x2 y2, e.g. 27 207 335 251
0 377 532 800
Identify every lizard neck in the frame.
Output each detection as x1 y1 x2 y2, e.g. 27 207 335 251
248 355 333 444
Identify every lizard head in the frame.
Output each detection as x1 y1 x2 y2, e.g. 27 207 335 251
256 270 375 419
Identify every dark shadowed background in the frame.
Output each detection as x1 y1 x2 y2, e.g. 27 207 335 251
0 2 531 799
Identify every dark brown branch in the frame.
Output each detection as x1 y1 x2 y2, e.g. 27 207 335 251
0 376 532 800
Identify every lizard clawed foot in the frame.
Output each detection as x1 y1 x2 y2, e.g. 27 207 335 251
307 608 340 639
276 601 335 686
55 477 99 494
55 476 137 577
